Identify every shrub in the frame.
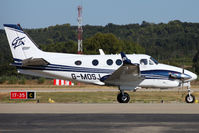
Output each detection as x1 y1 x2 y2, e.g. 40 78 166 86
0 76 6 84
8 76 17 84
37 77 45 84
18 77 26 84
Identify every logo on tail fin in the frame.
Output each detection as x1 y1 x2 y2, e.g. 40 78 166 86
12 37 25 49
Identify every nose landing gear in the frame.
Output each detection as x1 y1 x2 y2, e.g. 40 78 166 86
185 87 195 103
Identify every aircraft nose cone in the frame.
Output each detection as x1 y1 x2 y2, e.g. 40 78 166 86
191 72 197 81
184 69 197 81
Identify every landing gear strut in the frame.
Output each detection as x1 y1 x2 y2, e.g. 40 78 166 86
117 90 130 103
185 86 195 103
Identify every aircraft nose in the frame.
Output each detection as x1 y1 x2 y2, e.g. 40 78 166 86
184 69 197 81
191 72 197 81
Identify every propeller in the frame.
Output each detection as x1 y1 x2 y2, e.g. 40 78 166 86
179 65 185 94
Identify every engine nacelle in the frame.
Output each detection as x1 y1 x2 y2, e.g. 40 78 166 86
169 73 191 80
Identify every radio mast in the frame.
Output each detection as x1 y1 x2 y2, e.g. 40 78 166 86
77 5 83 54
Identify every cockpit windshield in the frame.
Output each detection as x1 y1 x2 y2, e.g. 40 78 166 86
150 57 158 64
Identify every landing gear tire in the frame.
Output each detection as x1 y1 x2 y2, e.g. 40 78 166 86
185 94 195 103
117 92 130 103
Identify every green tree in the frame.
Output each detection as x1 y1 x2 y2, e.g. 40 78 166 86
83 32 144 54
193 49 199 74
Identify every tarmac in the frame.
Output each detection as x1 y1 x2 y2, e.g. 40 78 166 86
0 104 199 133
1 86 199 133
1 114 199 133
0 85 199 92
0 103 199 114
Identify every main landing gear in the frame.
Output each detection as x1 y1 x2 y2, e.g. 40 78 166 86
117 90 130 103
185 86 195 103
117 87 196 103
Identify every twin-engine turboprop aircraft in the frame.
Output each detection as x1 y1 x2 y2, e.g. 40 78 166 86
4 24 197 103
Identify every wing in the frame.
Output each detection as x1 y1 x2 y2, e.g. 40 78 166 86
22 58 49 66
101 52 144 88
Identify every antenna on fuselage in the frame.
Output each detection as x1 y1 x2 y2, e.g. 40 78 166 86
99 49 105 55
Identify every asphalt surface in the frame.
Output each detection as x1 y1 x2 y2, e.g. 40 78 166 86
0 114 199 133
0 104 199 133
0 85 199 92
1 103 199 114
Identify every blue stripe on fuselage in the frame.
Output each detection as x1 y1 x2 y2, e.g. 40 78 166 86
12 58 191 80
12 62 115 74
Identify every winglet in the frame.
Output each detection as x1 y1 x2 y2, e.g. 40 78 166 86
120 52 132 65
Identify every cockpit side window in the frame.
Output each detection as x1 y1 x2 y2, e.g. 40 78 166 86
149 60 154 65
150 57 158 64
140 59 148 65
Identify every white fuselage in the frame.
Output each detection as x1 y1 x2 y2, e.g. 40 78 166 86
15 51 197 89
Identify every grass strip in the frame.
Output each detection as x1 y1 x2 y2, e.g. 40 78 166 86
0 91 198 103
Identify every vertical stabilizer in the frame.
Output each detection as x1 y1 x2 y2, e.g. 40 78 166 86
4 24 42 60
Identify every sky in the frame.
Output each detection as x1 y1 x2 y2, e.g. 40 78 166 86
1 0 199 29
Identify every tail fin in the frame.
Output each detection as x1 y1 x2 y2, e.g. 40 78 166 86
3 24 42 60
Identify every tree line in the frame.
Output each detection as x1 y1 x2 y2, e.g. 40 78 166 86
1 20 199 79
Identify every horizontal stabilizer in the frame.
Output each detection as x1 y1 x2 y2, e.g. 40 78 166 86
22 58 49 66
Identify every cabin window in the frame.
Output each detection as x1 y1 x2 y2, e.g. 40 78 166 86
75 60 82 66
92 59 99 66
107 59 113 66
116 59 122 66
140 59 148 65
